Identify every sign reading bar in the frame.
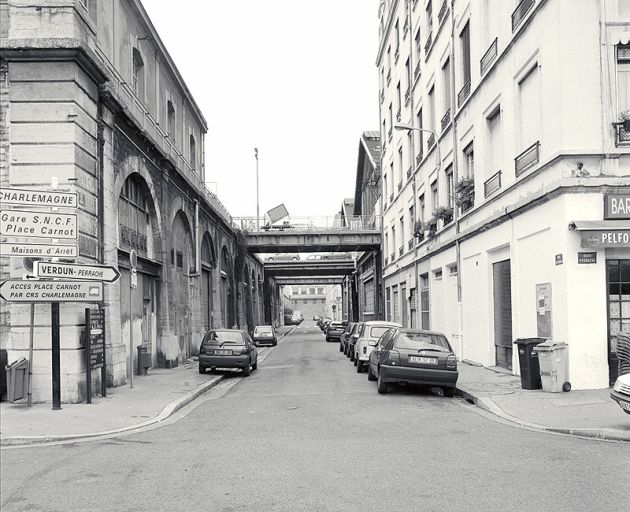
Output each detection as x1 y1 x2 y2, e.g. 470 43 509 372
0 280 103 302
604 194 630 220
0 242 78 258
582 230 630 249
0 187 78 208
0 209 78 239
578 252 597 264
34 261 120 283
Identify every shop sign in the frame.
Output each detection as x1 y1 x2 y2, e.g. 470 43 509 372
578 252 597 264
0 209 78 240
581 230 630 248
604 194 630 220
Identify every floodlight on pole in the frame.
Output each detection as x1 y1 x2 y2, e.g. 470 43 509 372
393 124 441 171
254 148 259 231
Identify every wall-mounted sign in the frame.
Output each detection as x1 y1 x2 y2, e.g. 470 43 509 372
581 230 630 248
0 280 103 302
34 261 120 283
0 187 78 208
604 194 630 220
555 254 563 265
578 252 597 264
536 283 552 338
0 210 78 239
0 242 78 258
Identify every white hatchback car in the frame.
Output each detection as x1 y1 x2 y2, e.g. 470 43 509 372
354 321 401 373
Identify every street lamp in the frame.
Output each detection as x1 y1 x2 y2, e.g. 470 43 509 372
394 124 441 171
254 148 260 231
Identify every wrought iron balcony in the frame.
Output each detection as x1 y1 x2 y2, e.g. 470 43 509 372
388 127 393 140
390 252 396 262
416 152 423 166
484 170 502 198
384 256 389 265
613 123 630 147
389 192 394 203
441 109 451 132
438 1 449 26
399 246 404 257
408 239 414 250
427 132 436 149
394 47 400 63
396 109 402 122
380 91 385 104
480 38 498 75
512 0 535 32
515 141 540 177
414 61 421 79
386 70 391 85
424 32 433 59
397 180 403 191
407 166 413 179
403 17 409 38
404 88 411 106
457 79 471 107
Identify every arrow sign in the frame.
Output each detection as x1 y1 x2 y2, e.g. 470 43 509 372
0 280 103 303
34 261 121 283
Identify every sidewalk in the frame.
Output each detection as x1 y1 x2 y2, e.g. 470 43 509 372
0 325 295 447
456 363 630 442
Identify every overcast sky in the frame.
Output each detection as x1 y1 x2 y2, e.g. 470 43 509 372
143 1 380 220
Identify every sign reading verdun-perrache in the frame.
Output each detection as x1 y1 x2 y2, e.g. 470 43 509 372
0 280 103 302
0 242 78 258
604 193 630 220
34 261 120 283
0 187 78 208
0 209 78 239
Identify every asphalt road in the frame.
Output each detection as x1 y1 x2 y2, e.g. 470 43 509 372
1 322 629 512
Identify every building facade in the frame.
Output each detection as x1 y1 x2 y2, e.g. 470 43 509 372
290 285 329 320
377 0 630 389
0 0 264 403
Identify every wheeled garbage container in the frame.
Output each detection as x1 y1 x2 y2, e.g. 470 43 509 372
5 357 29 403
513 338 546 390
137 345 150 376
533 340 571 392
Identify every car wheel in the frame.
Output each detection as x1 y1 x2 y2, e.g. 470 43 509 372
353 356 358 366
273 341 277 347
243 362 251 377
339 343 343 352
377 372 388 394
349 350 354 362
198 365 205 374
443 387 455 398
367 364 376 381
356 361 363 373
252 358 258 371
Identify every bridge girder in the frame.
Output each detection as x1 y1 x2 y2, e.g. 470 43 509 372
263 260 355 277
246 230 381 253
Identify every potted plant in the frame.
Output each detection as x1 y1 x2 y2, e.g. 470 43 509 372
435 206 454 225
455 176 475 212
619 110 630 131
413 219 424 240
427 213 439 240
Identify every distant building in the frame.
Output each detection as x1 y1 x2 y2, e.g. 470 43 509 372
290 285 330 320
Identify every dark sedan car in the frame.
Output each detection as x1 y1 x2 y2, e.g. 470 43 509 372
367 328 458 396
198 329 258 376
252 325 277 346
346 322 362 360
339 322 355 352
325 321 346 342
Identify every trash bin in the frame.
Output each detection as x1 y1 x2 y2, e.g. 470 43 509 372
513 338 546 390
533 340 571 392
5 357 29 403
137 345 151 376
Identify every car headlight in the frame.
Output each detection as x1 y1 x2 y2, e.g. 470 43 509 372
613 379 622 392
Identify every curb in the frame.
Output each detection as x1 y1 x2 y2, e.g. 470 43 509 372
1 325 298 447
456 385 630 443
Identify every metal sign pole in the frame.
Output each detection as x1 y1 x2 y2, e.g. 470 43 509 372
51 302 61 410
101 307 107 397
27 303 34 407
85 307 92 404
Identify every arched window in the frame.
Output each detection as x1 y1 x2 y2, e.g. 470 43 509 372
167 100 175 139
118 174 155 260
132 48 145 102
189 134 196 173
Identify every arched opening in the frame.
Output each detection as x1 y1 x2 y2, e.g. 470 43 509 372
221 246 235 327
201 233 216 331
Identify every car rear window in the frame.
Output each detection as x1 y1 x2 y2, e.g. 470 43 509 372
202 331 245 345
254 327 273 336
369 326 393 338
394 333 451 351
330 322 343 328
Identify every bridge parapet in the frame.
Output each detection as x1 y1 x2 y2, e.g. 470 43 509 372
233 215 382 233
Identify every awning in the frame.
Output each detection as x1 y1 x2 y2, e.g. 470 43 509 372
570 220 630 249
611 31 630 45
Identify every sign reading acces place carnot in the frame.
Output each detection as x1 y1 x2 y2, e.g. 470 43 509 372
34 261 120 283
0 280 103 302
0 209 78 239
604 193 630 220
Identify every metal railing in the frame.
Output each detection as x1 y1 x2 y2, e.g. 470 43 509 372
408 238 414 250
438 1 449 26
484 170 502 198
416 152 424 166
399 246 404 257
457 79 471 106
397 180 403 191
233 215 383 233
414 61 421 79
424 32 433 59
427 132 436 149
407 166 413 179
613 123 630 147
515 141 540 177
390 252 396 262
480 37 498 75
512 0 535 32
441 109 451 131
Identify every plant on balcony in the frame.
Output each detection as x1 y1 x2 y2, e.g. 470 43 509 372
619 110 630 131
427 214 439 240
435 206 454 224
455 176 475 211
413 219 425 240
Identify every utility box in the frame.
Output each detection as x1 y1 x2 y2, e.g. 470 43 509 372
513 338 546 390
5 358 29 403
533 340 571 392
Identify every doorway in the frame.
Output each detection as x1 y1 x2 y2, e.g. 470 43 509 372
493 259 513 370
606 259 630 385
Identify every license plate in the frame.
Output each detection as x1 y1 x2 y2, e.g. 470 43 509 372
214 349 232 355
620 400 630 411
409 355 437 365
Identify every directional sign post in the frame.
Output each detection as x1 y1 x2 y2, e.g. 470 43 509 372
34 262 120 283
0 209 78 239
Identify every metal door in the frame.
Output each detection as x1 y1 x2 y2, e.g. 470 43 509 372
493 259 513 370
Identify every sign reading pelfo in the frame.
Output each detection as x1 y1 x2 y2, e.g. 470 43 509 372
604 194 630 220
0 209 78 239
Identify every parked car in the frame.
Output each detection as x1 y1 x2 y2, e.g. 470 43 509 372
252 325 277 346
346 322 363 360
611 373 630 415
319 317 332 332
326 321 346 342
265 254 300 262
367 328 458 396
339 322 356 352
353 321 401 372
313 315 320 321
198 329 258 376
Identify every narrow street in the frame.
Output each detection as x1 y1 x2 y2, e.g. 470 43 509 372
1 322 628 512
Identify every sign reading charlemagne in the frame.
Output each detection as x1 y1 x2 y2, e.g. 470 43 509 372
0 187 78 208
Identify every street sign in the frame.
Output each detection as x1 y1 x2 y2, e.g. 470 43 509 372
0 209 78 239
34 261 120 283
0 242 78 258
0 280 103 302
0 187 78 208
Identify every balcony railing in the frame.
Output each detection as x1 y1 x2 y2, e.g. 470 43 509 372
613 123 630 147
404 88 411 106
427 132 436 149
397 180 403 191
384 256 389 265
457 79 471 106
399 246 404 257
380 91 385 104
408 239 414 250
233 215 383 233
388 127 393 140
386 70 391 85
389 192 394 203
390 252 396 262
407 166 413 179
416 152 423 166
394 47 400 63
480 37 498 75
438 1 449 26
403 17 409 38
512 0 535 32
515 141 540 177
424 32 433 59
414 61 421 79
441 109 451 132
484 170 502 198
396 109 402 122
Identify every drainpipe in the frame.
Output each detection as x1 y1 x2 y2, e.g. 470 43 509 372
192 199 201 277
97 100 105 264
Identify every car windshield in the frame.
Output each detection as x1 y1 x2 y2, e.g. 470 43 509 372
394 333 451 351
254 327 273 336
331 322 343 328
369 326 393 338
202 331 245 346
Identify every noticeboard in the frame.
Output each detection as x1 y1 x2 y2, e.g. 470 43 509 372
88 308 105 370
